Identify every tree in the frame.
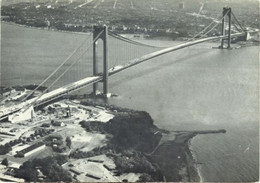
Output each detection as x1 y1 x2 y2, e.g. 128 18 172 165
138 173 154 182
0 144 12 155
1 158 8 166
15 157 72 182
15 165 38 182
54 155 68 165
66 137 72 149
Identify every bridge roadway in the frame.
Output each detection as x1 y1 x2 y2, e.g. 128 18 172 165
0 31 254 120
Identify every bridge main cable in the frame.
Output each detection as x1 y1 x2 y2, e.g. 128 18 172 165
25 9 239 105
24 30 105 108
189 10 233 42
0 31 248 119
109 32 246 76
108 12 224 49
231 11 246 32
22 32 93 102
108 30 166 48
35 32 248 107
45 30 104 92
188 14 222 41
32 11 242 105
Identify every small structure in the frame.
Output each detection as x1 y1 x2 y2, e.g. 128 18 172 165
70 168 81 175
52 121 65 127
103 162 116 171
38 169 46 181
8 162 22 169
179 2 185 9
41 123 51 127
88 159 104 163
85 172 102 180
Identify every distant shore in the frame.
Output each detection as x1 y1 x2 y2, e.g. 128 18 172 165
1 21 92 36
1 20 188 41
3 20 257 46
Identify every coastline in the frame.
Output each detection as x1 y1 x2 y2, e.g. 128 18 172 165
2 20 257 48
149 130 226 182
3 20 257 50
1 21 92 36
188 140 204 182
0 87 226 182
0 20 188 41
56 96 226 182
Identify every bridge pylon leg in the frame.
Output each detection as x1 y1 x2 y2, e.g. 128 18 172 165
227 8 232 49
93 26 109 97
93 40 98 95
220 7 232 49
220 8 226 48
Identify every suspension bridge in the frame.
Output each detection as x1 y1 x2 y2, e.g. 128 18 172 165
0 7 258 121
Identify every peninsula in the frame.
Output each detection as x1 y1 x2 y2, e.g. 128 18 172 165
0 86 227 182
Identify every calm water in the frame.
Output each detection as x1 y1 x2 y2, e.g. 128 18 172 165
1 23 259 181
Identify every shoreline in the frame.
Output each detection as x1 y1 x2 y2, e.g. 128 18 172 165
188 140 204 182
1 21 92 36
149 130 226 181
1 20 258 52
0 20 188 42
39 95 226 182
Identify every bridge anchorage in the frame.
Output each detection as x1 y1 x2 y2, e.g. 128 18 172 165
92 26 109 97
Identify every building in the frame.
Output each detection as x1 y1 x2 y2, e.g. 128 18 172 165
0 174 24 182
8 106 34 123
16 142 45 157
9 143 30 156
1 16 10 21
179 2 185 9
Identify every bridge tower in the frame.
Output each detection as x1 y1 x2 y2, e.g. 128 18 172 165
220 7 232 49
93 26 108 97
